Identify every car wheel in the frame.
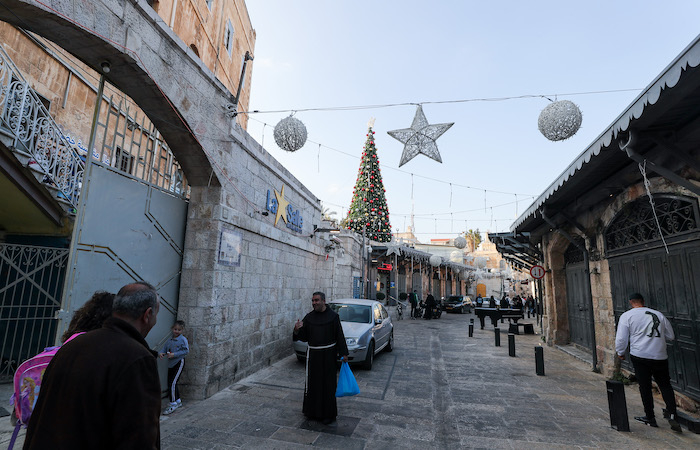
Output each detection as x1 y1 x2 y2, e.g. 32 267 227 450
386 331 394 352
296 355 305 363
459 306 464 314
363 341 374 370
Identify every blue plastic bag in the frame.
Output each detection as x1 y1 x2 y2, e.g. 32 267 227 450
335 362 360 397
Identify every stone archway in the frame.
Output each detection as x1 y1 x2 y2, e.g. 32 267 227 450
0 0 221 186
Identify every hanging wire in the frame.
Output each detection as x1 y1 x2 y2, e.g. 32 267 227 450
260 123 266 150
449 183 453 207
317 143 321 173
639 160 669 254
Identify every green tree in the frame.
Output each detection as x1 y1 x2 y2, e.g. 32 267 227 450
346 126 392 242
463 229 482 251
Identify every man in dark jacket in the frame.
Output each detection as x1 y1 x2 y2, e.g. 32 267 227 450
24 282 162 449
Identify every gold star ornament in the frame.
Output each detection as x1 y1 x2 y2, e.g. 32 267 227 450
274 185 290 226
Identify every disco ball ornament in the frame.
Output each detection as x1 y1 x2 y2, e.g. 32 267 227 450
274 115 308 152
461 269 470 278
538 100 582 141
429 255 442 267
454 236 467 249
449 250 462 263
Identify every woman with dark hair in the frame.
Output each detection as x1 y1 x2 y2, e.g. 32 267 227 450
61 291 115 343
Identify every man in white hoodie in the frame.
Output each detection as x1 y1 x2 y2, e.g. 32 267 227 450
615 292 681 432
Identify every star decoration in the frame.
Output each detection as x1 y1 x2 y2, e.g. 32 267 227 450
274 185 290 226
387 105 454 167
386 242 402 256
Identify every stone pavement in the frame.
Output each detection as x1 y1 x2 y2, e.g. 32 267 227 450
3 309 700 448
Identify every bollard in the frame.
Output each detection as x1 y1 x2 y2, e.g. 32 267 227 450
468 323 474 337
508 333 516 357
606 380 630 431
535 346 545 376
470 318 474 324
494 328 501 346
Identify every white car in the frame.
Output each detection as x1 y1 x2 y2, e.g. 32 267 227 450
293 298 394 370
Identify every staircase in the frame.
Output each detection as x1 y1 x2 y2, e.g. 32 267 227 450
0 45 84 215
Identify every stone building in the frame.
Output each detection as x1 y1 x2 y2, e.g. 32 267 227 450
498 35 700 410
0 0 355 402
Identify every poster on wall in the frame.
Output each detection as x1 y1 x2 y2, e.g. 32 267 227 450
218 226 242 267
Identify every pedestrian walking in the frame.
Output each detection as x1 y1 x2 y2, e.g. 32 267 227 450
424 294 437 319
293 292 349 425
160 320 189 415
615 292 682 432
24 282 162 449
409 290 418 319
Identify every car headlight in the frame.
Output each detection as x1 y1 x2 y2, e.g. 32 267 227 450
346 338 357 346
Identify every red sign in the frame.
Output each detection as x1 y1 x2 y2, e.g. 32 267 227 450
530 265 545 279
378 263 393 271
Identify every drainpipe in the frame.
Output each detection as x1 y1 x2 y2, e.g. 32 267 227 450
540 210 598 372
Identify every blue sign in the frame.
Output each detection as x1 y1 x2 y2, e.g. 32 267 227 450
266 188 303 233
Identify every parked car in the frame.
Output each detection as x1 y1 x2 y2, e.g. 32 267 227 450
293 298 394 370
443 295 470 314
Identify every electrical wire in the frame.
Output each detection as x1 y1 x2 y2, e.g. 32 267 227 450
237 89 642 115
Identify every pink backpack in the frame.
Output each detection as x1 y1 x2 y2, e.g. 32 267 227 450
8 332 83 449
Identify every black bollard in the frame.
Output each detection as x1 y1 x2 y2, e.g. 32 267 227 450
470 318 474 324
535 346 545 376
606 380 630 431
468 323 474 337
494 328 501 346
508 333 516 357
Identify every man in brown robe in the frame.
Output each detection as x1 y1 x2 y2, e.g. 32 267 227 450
293 291 349 425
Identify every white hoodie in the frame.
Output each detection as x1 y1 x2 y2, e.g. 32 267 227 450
615 307 674 360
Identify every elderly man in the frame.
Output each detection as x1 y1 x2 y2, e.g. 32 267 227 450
24 282 162 449
293 291 349 425
615 292 681 433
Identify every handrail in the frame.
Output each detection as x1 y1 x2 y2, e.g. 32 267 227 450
0 45 83 209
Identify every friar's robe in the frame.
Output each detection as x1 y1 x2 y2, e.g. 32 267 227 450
293 307 349 420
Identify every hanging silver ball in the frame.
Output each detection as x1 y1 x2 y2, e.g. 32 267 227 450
538 100 582 141
429 255 442 267
454 236 467 249
449 250 463 263
274 115 308 152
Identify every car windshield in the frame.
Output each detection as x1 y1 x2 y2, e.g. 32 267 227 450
446 296 461 303
330 304 372 323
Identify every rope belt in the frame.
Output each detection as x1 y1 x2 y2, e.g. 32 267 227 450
305 342 336 395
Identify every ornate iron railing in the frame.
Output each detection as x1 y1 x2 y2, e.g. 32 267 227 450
0 45 83 208
605 195 698 253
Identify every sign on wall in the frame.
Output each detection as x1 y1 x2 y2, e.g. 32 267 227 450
218 226 242 267
265 185 304 233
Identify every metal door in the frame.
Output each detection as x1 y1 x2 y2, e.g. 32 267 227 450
0 244 68 382
609 242 700 401
564 243 592 349
60 162 188 350
606 194 700 401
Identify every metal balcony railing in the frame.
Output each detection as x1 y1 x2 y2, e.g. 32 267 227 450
0 45 83 209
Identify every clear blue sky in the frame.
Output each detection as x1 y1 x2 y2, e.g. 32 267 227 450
244 1 700 242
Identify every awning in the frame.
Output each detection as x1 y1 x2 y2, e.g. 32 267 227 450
488 232 542 270
512 33 700 233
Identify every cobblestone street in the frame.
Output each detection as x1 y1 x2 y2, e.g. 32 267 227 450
154 309 699 449
3 308 698 448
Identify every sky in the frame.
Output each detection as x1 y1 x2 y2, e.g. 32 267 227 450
243 1 700 243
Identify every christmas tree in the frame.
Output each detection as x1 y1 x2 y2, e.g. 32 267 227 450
346 125 392 242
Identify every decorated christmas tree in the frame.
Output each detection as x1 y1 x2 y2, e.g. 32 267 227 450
346 124 392 242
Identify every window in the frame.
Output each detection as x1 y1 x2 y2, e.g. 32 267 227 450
224 19 234 57
114 147 134 175
206 0 213 10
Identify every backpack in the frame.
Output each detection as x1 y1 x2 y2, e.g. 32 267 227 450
8 332 83 449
